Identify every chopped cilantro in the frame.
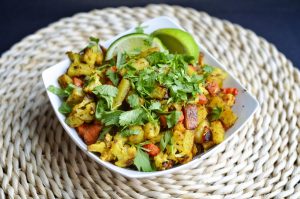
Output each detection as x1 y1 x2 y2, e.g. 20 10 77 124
148 101 161 111
89 36 99 44
87 37 100 49
120 129 141 137
93 85 118 109
106 69 119 86
127 94 140 108
203 65 214 74
146 52 169 65
95 99 107 120
47 84 75 98
58 102 72 114
116 51 127 69
134 147 154 172
143 36 153 46
210 107 223 121
119 108 144 126
101 110 123 126
98 126 112 140
166 111 182 128
160 130 172 151
135 25 147 33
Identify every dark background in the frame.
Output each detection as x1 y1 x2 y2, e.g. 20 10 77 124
1 0 300 68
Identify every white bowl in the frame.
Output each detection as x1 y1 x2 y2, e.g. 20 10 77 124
42 16 259 178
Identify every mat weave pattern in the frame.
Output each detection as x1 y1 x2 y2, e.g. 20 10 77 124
1 4 299 199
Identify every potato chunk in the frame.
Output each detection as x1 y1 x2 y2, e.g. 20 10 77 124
211 120 225 144
143 122 160 140
132 58 149 70
58 74 73 89
220 106 238 129
66 87 85 107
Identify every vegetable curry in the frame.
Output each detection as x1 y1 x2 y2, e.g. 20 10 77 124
48 37 238 172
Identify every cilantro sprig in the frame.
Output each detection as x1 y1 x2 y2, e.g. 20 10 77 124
210 107 223 121
58 102 72 114
165 111 182 128
134 144 155 172
47 84 75 98
106 69 119 86
160 130 172 151
93 85 118 109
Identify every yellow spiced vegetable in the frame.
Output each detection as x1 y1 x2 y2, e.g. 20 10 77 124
48 33 239 172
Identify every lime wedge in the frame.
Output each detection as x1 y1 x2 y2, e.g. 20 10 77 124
151 28 199 61
151 37 167 52
105 33 166 60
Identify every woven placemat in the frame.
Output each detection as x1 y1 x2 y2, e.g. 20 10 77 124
1 4 299 199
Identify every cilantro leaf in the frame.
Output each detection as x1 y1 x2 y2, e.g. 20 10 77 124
89 36 99 44
101 110 123 126
166 111 182 128
87 37 100 49
160 130 172 151
146 52 169 65
98 126 112 140
143 36 153 46
134 147 154 172
93 85 118 109
106 69 119 86
120 129 141 137
210 107 223 121
64 84 76 96
135 25 147 33
95 99 107 120
93 85 118 97
47 84 75 98
127 94 140 108
116 52 126 69
203 65 214 74
148 101 161 111
48 85 66 97
119 108 144 126
58 102 72 114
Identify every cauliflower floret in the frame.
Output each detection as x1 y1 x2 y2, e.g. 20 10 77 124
83 74 102 93
169 130 195 164
154 152 174 170
87 134 116 162
110 134 136 167
66 97 95 127
143 122 160 140
128 126 145 144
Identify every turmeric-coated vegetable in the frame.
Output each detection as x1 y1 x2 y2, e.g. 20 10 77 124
112 78 130 109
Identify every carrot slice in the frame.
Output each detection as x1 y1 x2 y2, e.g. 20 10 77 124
76 122 102 145
143 143 160 157
73 77 84 87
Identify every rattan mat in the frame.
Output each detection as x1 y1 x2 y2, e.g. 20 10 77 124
0 4 299 199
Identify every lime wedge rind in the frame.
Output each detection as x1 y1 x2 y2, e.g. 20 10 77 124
151 28 199 61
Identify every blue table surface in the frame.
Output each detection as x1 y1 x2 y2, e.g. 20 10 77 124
1 0 299 69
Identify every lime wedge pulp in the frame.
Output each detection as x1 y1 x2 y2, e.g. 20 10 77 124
105 33 166 60
151 28 199 61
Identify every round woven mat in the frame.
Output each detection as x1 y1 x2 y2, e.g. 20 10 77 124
0 4 299 199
